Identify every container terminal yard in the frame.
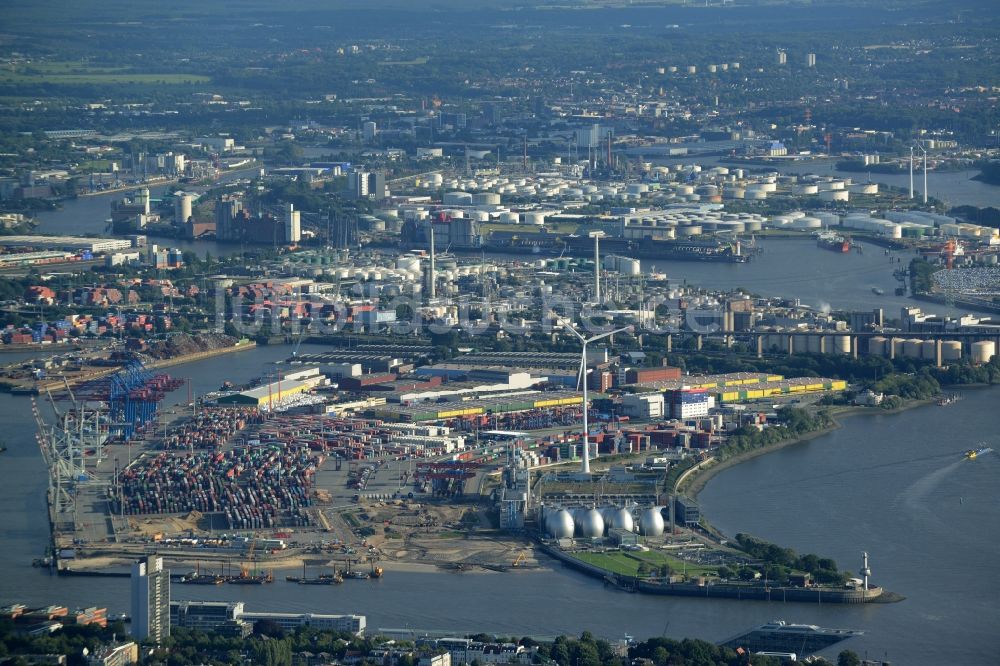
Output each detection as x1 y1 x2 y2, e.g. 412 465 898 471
25 336 901 604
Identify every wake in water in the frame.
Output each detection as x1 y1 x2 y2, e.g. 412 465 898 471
898 459 968 512
744 449 969 494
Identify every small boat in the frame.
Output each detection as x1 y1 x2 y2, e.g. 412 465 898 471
871 287 884 296
345 570 370 580
965 446 992 460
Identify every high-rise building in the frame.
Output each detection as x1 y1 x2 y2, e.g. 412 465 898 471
284 203 301 244
130 555 170 643
348 170 387 200
806 53 816 68
777 51 787 65
362 121 378 141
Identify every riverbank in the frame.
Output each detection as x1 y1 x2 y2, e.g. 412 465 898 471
681 398 936 502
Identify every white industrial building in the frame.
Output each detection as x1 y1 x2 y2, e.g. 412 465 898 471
621 393 665 420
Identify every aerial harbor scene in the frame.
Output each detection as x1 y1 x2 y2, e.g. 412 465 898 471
1 1 998 664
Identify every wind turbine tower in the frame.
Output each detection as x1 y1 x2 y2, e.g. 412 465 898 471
560 319 631 474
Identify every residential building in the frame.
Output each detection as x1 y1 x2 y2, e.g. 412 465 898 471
130 556 170 643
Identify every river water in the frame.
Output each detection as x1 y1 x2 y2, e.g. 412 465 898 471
0 339 997 663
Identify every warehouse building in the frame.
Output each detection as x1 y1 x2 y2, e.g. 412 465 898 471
1 235 135 254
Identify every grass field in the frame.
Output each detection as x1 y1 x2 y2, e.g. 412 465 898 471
1 62 208 85
572 549 718 579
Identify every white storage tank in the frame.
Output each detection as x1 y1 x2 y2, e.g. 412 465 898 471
609 508 635 533
904 338 924 359
869 336 887 356
850 183 878 194
829 335 851 355
639 507 665 536
443 191 473 205
941 341 962 361
971 340 997 364
791 217 822 229
547 510 575 539
472 192 501 206
576 508 605 538
522 211 546 226
819 190 850 202
796 184 819 195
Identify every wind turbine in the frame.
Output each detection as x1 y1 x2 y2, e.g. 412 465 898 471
914 141 928 204
560 318 632 474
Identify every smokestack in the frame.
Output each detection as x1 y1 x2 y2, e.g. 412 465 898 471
593 233 601 304
428 225 436 300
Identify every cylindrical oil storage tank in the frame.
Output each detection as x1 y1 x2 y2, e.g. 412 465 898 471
547 509 575 539
618 257 641 276
576 508 604 538
472 192 501 206
941 341 962 361
610 508 635 533
639 507 665 536
868 336 887 356
499 211 520 224
971 340 997 364
819 190 850 203
522 211 546 226
790 216 822 230
850 183 878 194
676 184 695 196
744 188 768 200
676 225 702 237
723 187 746 199
443 191 473 205
695 185 718 197
796 184 819 195
921 340 938 360
904 338 924 359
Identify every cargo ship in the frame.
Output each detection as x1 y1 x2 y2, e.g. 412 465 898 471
719 621 863 657
817 232 851 253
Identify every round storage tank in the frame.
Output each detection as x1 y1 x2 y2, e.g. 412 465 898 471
829 335 851 355
971 340 997 364
921 340 938 360
547 510 575 539
639 508 665 536
869 336 887 356
941 341 962 361
723 187 746 199
819 190 850 203
796 184 819 195
472 192 501 206
576 509 604 538
443 191 473 205
850 183 878 194
610 508 634 533
904 339 924 359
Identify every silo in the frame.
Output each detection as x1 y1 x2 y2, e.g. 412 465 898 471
941 341 962 361
829 335 851 355
174 193 193 225
904 339 924 359
806 335 822 353
548 510 575 539
868 336 887 356
639 507 665 536
793 336 810 353
921 340 938 360
971 341 997 364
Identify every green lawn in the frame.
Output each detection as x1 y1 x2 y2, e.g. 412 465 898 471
0 63 209 85
571 549 718 579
